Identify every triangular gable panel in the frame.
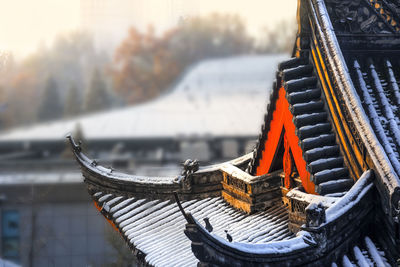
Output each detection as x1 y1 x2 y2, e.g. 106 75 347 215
249 55 354 196
256 86 315 194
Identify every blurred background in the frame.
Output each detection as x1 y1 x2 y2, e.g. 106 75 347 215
0 0 296 266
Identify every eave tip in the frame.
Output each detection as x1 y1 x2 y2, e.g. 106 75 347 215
65 133 82 153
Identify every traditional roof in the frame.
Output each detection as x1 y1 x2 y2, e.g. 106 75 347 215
339 236 391 266
349 55 400 179
90 191 292 266
248 56 353 196
69 0 400 266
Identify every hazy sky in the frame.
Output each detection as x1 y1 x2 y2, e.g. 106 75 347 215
0 0 297 58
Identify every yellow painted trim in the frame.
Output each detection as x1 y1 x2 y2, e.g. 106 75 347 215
311 46 365 180
222 190 252 214
221 182 253 202
295 0 302 57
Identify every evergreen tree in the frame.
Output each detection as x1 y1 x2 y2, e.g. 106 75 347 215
37 76 63 121
84 69 110 112
64 84 81 117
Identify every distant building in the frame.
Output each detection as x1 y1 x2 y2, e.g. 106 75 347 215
0 55 284 265
0 55 285 169
0 175 116 266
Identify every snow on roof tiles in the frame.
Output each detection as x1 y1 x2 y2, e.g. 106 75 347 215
92 191 293 267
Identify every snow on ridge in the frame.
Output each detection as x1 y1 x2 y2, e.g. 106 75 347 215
315 0 400 193
0 54 287 142
324 170 373 223
208 229 310 255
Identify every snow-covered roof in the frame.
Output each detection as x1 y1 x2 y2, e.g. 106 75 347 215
0 172 83 185
91 191 293 267
0 55 287 142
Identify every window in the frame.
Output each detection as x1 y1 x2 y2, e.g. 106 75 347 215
2 210 20 262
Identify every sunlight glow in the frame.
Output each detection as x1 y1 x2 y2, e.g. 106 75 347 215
0 0 296 58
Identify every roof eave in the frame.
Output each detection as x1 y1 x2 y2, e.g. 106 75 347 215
67 134 253 200
182 170 375 266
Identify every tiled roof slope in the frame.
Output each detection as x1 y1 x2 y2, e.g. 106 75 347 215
334 236 391 267
91 191 292 267
93 186 390 267
348 55 400 180
249 56 353 195
181 170 388 266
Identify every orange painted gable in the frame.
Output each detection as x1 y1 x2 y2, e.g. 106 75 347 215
256 87 315 194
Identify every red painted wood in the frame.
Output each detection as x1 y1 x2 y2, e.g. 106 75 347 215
93 201 119 231
256 87 315 194
256 88 286 175
283 134 294 189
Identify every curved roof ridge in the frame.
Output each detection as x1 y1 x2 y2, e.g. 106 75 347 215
311 0 400 201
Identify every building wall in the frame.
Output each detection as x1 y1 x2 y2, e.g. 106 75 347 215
0 184 132 267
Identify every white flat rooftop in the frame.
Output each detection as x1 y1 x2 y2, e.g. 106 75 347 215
0 54 287 142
